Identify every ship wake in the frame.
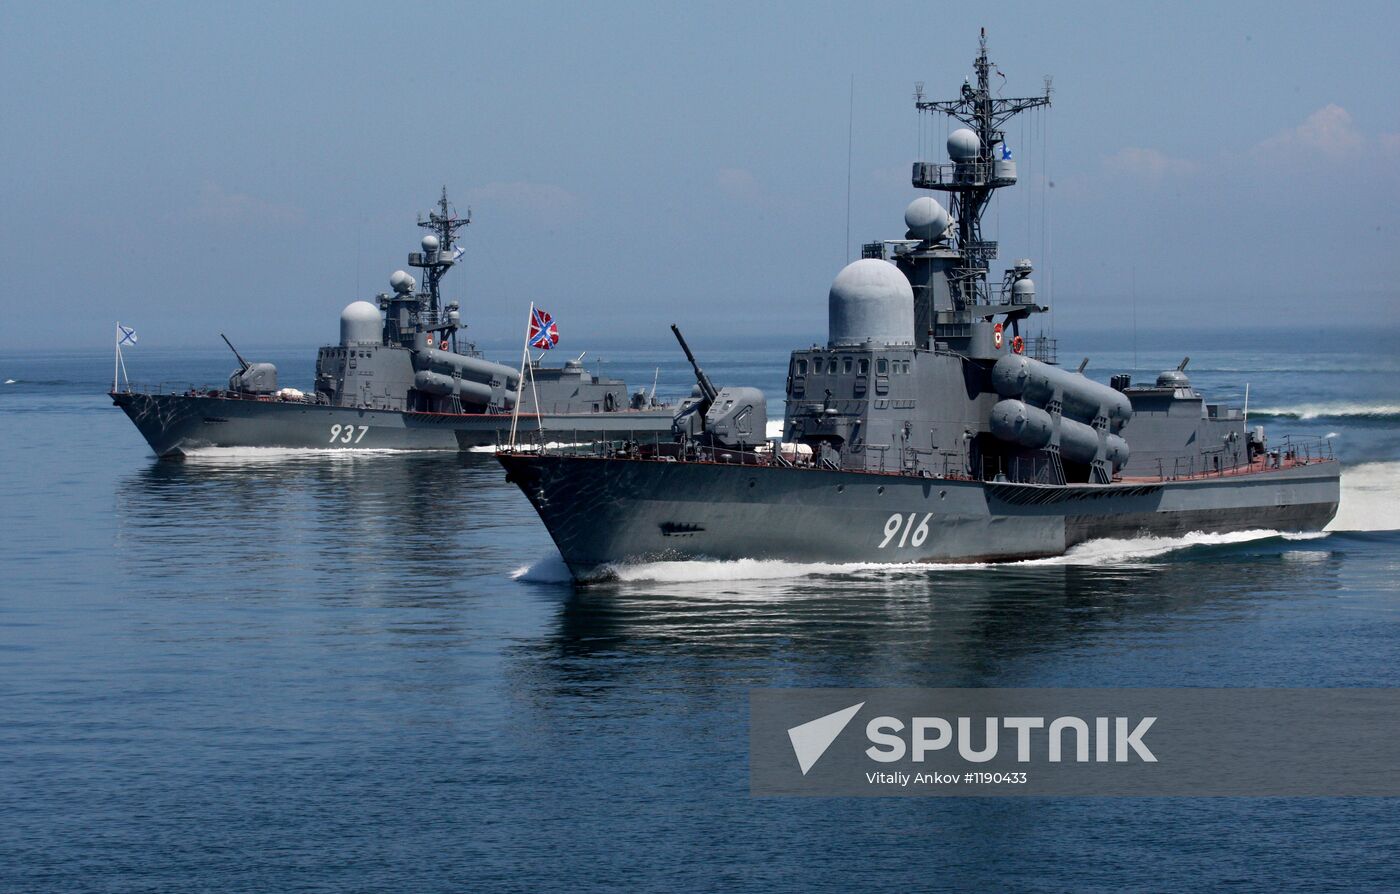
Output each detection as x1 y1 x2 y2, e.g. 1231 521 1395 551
510 530 1320 585
179 445 435 462
1250 402 1400 421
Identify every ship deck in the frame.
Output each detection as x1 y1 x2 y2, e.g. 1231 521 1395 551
498 434 1337 487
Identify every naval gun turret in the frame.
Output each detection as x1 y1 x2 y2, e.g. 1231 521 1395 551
669 324 765 450
221 333 278 395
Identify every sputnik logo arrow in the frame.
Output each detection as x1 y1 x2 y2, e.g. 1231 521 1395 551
787 702 865 775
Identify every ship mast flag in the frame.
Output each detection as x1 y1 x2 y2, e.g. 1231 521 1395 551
508 303 560 446
113 323 137 392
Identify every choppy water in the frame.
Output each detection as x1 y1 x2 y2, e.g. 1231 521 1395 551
2 332 1399 892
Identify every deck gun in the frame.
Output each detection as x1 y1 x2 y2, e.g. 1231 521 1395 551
669 324 765 449
221 333 251 373
221 333 279 395
671 325 718 405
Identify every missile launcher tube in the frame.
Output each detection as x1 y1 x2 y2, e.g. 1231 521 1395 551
991 354 1132 430
989 399 1130 469
411 348 520 409
413 371 495 406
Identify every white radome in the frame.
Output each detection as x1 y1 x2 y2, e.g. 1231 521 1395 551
828 258 915 347
948 127 981 162
421 234 440 252
340 300 382 346
904 197 951 241
389 270 415 293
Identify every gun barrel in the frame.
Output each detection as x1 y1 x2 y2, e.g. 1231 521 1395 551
670 324 718 403
220 333 251 372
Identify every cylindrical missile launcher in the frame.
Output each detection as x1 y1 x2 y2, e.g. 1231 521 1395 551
411 348 519 410
988 354 1134 477
991 354 1132 431
990 399 1130 469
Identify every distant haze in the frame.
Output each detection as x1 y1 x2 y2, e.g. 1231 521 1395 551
2 1 1397 351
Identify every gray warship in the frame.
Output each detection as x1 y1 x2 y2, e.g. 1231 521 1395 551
112 189 671 456
498 32 1340 579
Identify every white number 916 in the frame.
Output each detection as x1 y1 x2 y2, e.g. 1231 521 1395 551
879 512 932 549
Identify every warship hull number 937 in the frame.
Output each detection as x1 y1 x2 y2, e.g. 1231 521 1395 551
112 189 673 456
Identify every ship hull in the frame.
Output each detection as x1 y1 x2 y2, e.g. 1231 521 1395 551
497 453 1341 579
112 392 673 457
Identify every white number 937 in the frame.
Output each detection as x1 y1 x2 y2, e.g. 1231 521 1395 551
329 424 368 444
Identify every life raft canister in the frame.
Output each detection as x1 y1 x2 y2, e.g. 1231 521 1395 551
1012 335 1025 355
993 322 1004 350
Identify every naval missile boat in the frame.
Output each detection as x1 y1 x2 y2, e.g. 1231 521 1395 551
112 189 672 456
497 32 1341 579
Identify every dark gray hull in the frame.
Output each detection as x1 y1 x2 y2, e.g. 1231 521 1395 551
113 392 674 457
498 453 1341 579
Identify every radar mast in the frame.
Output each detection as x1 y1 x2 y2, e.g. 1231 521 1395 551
411 186 471 320
913 28 1050 317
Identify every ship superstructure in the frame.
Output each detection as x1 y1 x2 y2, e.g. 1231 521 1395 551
113 190 672 456
497 33 1340 579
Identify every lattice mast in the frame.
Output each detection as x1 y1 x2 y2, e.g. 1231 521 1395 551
914 28 1050 310
414 186 471 319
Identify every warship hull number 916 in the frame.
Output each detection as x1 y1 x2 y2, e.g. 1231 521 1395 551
497 31 1339 580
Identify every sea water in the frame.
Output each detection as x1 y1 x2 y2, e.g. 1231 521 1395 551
2 331 1398 891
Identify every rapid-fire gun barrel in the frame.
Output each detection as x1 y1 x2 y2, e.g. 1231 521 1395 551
671 324 718 403
220 333 251 372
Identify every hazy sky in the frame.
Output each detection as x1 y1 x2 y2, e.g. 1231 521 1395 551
2 1 1397 350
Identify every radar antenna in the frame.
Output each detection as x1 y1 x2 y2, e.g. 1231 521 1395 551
412 186 472 320
914 28 1051 311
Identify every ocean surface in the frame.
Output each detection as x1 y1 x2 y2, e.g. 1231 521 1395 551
2 331 1398 892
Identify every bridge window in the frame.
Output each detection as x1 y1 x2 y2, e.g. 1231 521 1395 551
877 358 889 375
796 358 808 375
858 358 869 375
843 357 853 374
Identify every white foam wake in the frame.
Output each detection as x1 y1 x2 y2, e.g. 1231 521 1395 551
509 529 1321 585
1251 402 1400 420
179 445 432 462
1330 462 1400 532
510 556 575 582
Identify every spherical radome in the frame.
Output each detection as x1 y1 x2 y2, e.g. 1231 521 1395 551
904 197 951 241
389 270 415 293
828 258 915 348
421 234 440 252
948 128 981 162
